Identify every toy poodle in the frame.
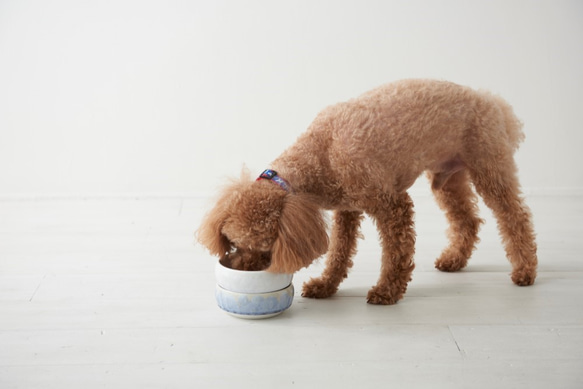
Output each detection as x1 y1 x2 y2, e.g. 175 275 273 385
197 79 538 305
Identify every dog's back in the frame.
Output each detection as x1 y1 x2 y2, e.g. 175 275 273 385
306 79 524 194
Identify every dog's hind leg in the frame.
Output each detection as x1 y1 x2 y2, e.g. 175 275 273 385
366 192 416 305
302 210 363 299
429 169 483 272
469 158 538 286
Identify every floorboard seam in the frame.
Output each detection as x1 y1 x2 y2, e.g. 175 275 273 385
448 326 466 360
28 274 47 302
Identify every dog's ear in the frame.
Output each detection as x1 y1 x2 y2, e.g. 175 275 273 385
268 194 329 273
196 196 232 258
197 174 255 257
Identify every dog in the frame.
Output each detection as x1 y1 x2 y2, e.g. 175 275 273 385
197 79 538 305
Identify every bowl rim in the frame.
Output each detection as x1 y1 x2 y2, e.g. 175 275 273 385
215 282 293 295
215 255 293 294
217 255 293 276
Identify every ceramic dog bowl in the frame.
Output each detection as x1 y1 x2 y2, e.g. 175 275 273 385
215 283 294 319
214 257 294 319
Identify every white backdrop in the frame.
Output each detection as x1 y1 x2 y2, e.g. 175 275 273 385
1 0 582 197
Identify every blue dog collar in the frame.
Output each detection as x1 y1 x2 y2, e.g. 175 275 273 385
256 169 293 192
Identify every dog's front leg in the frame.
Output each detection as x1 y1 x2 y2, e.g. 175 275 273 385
367 193 416 305
302 210 363 299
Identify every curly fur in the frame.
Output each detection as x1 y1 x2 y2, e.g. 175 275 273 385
197 79 538 305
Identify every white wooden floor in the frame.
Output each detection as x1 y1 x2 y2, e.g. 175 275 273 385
0 194 582 388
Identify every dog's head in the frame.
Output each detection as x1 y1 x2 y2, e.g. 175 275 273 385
196 176 329 273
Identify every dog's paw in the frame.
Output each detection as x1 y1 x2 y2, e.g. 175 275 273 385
434 251 468 272
511 268 536 286
366 286 401 305
302 278 337 299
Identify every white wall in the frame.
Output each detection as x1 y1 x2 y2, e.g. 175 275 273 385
0 0 581 197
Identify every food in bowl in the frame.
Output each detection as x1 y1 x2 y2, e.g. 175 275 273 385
221 248 271 271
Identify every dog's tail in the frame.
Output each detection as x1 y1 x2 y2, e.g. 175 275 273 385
488 93 525 152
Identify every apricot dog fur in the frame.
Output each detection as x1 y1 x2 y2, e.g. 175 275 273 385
197 79 538 305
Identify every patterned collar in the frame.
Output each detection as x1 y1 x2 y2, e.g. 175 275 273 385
256 169 293 192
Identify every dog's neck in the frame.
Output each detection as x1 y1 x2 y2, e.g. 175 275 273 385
268 163 340 209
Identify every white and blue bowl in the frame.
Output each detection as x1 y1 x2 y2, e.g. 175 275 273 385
215 257 294 319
